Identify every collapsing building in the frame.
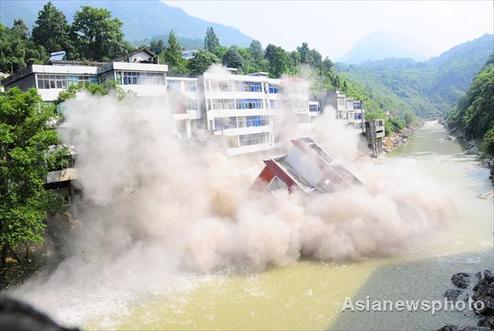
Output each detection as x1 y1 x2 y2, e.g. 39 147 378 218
255 137 361 193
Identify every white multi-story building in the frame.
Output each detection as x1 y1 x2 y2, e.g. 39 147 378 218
2 49 170 101
202 71 283 155
165 76 203 139
2 50 321 155
308 101 321 120
329 90 364 128
2 49 202 139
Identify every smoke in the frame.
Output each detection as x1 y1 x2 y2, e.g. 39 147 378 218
9 76 456 327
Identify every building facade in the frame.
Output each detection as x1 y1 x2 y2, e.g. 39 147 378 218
165 76 203 139
2 50 321 155
328 90 365 129
202 71 283 155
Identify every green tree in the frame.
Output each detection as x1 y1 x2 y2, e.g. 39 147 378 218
223 46 243 69
162 30 187 74
149 39 165 56
0 22 46 74
322 57 333 72
71 6 130 61
56 80 124 104
264 44 290 78
297 42 310 64
204 27 220 55
403 110 416 126
11 20 29 39
249 40 263 63
480 128 494 156
188 50 219 75
0 88 62 266
32 2 73 56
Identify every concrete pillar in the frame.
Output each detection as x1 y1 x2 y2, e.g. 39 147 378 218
186 120 192 138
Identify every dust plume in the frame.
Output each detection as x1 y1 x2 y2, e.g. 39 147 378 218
9 76 456 327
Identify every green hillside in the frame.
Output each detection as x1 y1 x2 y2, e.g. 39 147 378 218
447 54 494 155
337 34 494 118
0 0 252 47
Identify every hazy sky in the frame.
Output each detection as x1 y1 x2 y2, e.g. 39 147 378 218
164 0 493 60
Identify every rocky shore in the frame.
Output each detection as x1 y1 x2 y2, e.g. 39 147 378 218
438 270 494 330
444 120 494 185
382 127 414 153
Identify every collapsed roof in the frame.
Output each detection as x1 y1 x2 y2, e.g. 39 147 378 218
256 137 361 193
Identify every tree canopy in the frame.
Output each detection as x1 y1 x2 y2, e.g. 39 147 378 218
0 88 62 266
189 50 219 75
0 22 46 74
448 54 494 156
71 6 130 61
223 47 243 69
204 27 221 56
162 30 187 74
32 2 72 56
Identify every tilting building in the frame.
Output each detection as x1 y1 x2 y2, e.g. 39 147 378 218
256 137 361 193
328 90 365 129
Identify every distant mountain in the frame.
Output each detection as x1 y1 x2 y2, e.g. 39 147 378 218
340 31 431 64
337 34 494 118
0 0 252 48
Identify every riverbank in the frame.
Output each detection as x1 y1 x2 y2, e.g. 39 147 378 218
382 124 421 153
438 270 494 330
443 120 494 185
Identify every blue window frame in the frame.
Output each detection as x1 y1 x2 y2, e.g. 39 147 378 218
237 99 263 110
269 85 280 93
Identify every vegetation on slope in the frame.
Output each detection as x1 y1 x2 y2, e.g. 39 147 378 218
338 34 494 118
447 54 494 156
0 0 252 46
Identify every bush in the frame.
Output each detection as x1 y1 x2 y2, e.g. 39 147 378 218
480 128 494 157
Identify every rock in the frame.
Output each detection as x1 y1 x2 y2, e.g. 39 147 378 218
477 317 494 328
484 270 494 283
472 295 494 315
474 282 494 298
437 325 459 331
452 273 472 289
445 289 463 301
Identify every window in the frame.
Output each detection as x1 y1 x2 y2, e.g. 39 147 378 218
355 113 362 120
268 85 280 93
67 75 98 86
240 81 262 92
122 71 165 85
353 102 362 109
238 116 267 127
269 100 280 109
167 80 181 91
210 80 231 91
211 99 236 110
214 117 237 130
309 104 320 112
185 81 197 91
237 99 263 110
239 133 269 146
37 74 69 89
123 71 139 85
185 98 198 111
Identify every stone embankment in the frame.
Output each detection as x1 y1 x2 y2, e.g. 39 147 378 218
382 127 414 153
438 270 494 330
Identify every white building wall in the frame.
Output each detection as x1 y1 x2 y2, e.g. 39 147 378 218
203 72 283 155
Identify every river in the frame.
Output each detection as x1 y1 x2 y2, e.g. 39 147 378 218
82 121 492 330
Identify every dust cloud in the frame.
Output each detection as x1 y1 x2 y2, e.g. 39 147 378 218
10 74 456 327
